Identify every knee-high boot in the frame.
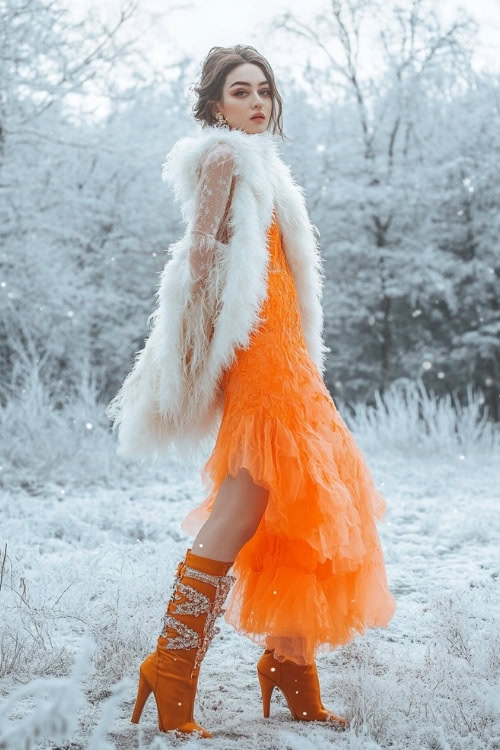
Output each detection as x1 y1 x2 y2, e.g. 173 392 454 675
131 547 235 738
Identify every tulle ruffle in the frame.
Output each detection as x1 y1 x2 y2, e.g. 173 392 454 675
181 402 397 664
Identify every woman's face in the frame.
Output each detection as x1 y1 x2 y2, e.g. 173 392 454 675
212 62 273 134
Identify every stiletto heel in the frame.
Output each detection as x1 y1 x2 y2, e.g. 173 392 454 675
131 670 152 724
256 648 348 729
257 669 275 718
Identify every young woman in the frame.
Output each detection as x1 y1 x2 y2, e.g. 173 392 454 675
106 44 397 739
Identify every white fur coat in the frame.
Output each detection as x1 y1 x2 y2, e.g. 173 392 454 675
105 124 330 467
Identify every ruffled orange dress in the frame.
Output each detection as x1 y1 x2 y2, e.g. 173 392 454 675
181 214 397 665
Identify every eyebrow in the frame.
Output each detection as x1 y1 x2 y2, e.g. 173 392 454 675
229 80 269 88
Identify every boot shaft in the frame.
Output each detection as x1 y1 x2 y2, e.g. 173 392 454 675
161 548 235 678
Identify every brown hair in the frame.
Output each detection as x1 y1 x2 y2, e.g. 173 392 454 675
192 45 287 140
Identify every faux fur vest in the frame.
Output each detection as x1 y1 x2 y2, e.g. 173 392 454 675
106 124 330 468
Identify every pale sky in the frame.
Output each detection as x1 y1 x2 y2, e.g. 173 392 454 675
65 0 500 118
158 0 500 67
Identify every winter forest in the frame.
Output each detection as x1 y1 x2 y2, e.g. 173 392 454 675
0 0 499 747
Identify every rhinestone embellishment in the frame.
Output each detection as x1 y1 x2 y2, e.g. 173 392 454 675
162 614 200 649
160 558 236 678
171 582 211 616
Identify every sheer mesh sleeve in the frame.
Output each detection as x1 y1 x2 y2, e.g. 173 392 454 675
179 142 236 392
189 142 235 284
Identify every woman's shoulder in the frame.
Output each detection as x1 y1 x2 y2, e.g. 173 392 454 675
200 139 236 168
161 126 283 206
161 131 219 185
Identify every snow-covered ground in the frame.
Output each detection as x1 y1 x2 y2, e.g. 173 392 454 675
0 398 499 749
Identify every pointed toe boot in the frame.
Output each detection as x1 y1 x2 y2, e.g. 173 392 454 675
131 548 235 738
257 648 348 730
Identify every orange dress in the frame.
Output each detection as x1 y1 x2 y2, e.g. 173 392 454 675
181 214 397 665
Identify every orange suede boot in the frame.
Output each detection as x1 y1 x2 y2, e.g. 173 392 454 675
131 548 235 738
257 648 348 729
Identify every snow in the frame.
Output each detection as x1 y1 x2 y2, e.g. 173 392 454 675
0 443 498 749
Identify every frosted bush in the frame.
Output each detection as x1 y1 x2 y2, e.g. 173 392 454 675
0 635 132 749
340 378 498 458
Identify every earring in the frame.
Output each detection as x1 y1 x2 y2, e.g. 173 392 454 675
215 111 229 129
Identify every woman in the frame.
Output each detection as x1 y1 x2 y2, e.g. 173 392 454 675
106 44 397 739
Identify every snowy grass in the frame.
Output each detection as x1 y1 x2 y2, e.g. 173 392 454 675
337 376 499 461
0 367 499 748
0 357 126 493
1 362 497 493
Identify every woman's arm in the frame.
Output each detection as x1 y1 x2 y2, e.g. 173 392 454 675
180 142 236 381
189 142 235 285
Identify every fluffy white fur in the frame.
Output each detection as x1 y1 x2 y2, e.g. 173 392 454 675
105 124 330 467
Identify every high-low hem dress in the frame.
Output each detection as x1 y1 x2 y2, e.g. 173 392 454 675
181 209 397 666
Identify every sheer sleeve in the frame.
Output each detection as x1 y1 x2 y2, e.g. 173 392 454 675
179 143 236 394
189 142 235 284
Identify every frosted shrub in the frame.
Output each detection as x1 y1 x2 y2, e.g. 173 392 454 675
0 545 74 682
0 635 132 750
0 352 163 492
407 585 499 748
1 334 496 492
340 378 498 458
0 537 190 746
337 584 499 749
0 539 167 693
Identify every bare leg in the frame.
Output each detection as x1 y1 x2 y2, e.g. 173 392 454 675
192 468 269 562
264 635 310 665
192 470 310 665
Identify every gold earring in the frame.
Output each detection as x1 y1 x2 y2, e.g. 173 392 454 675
215 111 229 129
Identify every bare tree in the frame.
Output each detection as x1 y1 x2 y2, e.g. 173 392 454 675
0 0 148 163
273 0 476 387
